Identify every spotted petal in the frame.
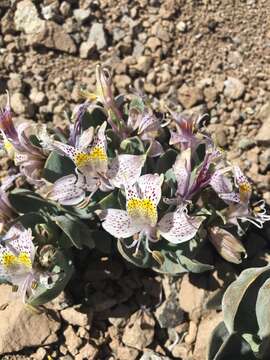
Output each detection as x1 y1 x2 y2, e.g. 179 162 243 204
137 174 163 205
158 208 204 244
173 152 190 198
210 169 233 194
2 224 35 261
49 174 87 206
101 209 143 238
234 166 252 203
108 154 146 188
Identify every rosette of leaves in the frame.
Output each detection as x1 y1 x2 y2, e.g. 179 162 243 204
208 265 270 359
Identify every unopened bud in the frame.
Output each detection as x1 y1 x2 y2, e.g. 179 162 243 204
209 226 247 264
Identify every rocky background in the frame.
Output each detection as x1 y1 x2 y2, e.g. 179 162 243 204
0 0 270 359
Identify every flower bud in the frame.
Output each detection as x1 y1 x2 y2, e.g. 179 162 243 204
209 226 247 264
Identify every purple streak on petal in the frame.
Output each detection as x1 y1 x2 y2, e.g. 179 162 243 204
69 102 89 147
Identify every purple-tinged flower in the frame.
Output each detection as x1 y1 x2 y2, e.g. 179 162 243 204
211 166 270 231
168 112 212 151
47 173 98 207
0 96 47 184
100 174 163 253
40 122 108 178
0 93 21 151
100 173 204 253
167 147 218 205
0 176 18 232
127 107 164 157
48 153 146 206
69 102 91 147
81 65 127 136
158 206 205 244
0 224 38 302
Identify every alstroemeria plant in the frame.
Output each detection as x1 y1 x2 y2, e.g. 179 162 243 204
0 64 269 305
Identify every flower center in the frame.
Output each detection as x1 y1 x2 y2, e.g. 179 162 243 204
74 147 107 168
239 182 251 202
127 197 157 226
2 251 32 269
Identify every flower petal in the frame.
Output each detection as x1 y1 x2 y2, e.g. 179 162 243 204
2 224 35 263
234 166 252 203
137 174 163 205
210 170 233 194
108 154 146 188
101 209 143 238
158 208 204 244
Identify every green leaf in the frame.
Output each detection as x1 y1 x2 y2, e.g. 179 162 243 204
52 215 95 249
222 265 270 334
208 323 255 360
98 190 121 210
9 189 59 214
43 151 75 182
176 253 214 273
90 230 112 254
255 277 270 357
117 238 151 268
152 250 187 275
156 149 177 174
129 97 145 113
120 136 145 155
27 251 74 307
81 107 107 129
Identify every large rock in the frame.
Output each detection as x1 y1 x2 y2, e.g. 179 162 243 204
122 310 155 351
88 23 107 50
14 0 45 34
14 1 76 54
27 21 77 54
0 285 60 354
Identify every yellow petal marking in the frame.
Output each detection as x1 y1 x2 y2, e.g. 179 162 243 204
74 147 107 168
2 251 32 269
127 197 157 226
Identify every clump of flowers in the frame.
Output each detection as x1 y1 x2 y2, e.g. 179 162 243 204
0 65 269 305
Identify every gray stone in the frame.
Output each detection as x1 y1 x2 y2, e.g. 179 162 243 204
224 77 245 100
176 21 187 33
238 138 255 150
41 3 58 20
59 2 71 17
114 74 132 89
88 23 107 50
14 0 45 34
256 103 270 142
30 88 47 106
79 41 97 59
10 92 27 114
74 9 91 23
